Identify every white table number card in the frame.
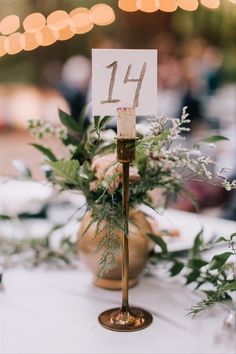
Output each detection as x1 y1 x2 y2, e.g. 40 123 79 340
92 49 157 116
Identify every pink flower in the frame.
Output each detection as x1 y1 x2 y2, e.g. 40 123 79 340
129 166 140 181
91 153 141 193
89 181 99 192
91 153 117 181
104 165 122 193
116 165 140 181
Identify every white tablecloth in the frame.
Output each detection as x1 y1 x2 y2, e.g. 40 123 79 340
0 205 235 354
0 267 235 354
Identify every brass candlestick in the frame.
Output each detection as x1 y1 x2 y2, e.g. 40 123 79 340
98 139 153 332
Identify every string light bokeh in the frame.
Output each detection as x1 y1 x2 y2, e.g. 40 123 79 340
118 0 235 12
0 3 116 57
0 1 235 57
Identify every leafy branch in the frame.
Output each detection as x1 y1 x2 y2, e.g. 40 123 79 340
148 231 236 316
0 223 78 268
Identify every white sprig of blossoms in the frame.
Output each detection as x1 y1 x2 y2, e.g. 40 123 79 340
146 107 236 191
28 119 54 139
28 119 68 141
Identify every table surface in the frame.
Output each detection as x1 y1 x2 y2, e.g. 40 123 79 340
0 268 235 354
0 212 236 354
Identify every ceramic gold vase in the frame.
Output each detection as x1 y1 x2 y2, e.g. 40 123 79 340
77 209 152 290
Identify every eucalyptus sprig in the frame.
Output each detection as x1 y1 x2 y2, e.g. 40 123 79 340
0 216 78 269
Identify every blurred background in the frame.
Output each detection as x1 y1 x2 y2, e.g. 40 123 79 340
0 0 236 218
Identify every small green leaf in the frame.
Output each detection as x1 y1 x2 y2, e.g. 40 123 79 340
202 290 216 297
63 134 81 146
186 270 200 285
155 130 170 141
230 232 236 240
169 261 184 276
222 280 236 292
214 236 228 243
77 105 88 131
0 214 11 221
195 281 206 290
198 135 229 144
95 142 116 155
94 116 100 129
99 115 111 129
49 160 80 185
192 228 204 257
209 252 233 270
147 233 168 254
188 259 208 269
94 115 111 131
59 109 81 132
30 144 57 162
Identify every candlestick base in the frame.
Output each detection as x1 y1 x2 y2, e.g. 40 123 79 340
98 307 153 332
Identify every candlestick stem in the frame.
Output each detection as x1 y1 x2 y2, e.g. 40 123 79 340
98 136 153 332
121 162 130 312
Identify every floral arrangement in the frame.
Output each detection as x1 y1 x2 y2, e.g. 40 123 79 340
27 107 236 274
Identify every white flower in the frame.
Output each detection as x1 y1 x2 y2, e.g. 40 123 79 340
55 127 68 140
67 144 77 155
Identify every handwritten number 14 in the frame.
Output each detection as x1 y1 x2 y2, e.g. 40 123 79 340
101 61 147 108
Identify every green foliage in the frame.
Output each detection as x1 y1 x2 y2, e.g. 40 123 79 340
222 280 236 292
147 233 168 255
29 108 235 276
169 261 184 276
30 144 57 162
77 105 88 132
94 115 111 132
192 228 204 258
49 160 80 187
198 135 229 144
149 231 236 317
0 214 11 221
59 109 81 132
194 135 229 149
0 223 78 268
209 252 233 270
83 202 124 276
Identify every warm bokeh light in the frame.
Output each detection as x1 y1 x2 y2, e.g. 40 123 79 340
118 0 138 12
23 13 46 33
0 36 7 57
0 2 231 57
0 15 20 35
118 0 224 12
21 32 42 51
69 7 90 17
159 0 178 12
4 32 25 55
36 26 59 46
70 9 94 34
57 25 75 41
90 4 116 26
200 0 220 9
136 0 159 12
47 10 69 31
178 0 199 11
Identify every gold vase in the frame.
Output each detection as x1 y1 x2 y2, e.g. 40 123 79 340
77 209 152 290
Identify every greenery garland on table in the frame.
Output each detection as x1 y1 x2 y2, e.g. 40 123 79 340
0 216 235 316
149 229 236 316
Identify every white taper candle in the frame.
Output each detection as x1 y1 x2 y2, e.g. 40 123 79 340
117 108 136 139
